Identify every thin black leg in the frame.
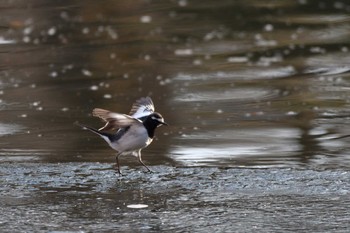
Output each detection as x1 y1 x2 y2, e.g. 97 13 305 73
137 150 152 173
115 153 122 175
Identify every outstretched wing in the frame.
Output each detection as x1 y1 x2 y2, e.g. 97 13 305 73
93 108 141 131
129 97 155 119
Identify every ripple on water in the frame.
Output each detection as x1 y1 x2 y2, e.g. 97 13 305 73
170 127 302 167
0 123 25 136
172 66 295 105
304 52 350 75
174 66 296 82
174 87 275 102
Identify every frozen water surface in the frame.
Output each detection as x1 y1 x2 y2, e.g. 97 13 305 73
1 0 350 232
1 163 350 232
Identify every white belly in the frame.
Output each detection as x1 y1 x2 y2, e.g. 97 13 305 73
109 125 152 153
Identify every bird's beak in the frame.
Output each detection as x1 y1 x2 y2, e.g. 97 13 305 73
159 120 168 126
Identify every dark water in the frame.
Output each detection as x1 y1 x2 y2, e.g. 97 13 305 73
1 0 350 232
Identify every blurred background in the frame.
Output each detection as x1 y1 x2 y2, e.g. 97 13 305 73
1 0 350 168
1 1 350 232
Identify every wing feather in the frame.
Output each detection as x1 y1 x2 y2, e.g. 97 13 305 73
92 108 141 131
129 97 155 119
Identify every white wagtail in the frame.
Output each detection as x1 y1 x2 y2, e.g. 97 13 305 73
77 97 168 174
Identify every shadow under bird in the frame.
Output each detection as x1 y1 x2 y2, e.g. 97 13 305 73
76 97 168 174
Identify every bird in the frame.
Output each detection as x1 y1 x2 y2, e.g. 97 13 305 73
76 97 168 174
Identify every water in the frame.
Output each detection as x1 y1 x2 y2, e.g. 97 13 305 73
1 163 350 232
1 0 350 232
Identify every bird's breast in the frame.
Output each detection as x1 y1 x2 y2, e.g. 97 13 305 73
110 125 152 152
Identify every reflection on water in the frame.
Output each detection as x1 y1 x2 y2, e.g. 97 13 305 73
0 123 24 136
172 127 302 167
2 0 350 232
0 0 350 168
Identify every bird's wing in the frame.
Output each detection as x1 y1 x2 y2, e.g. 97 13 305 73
129 97 155 119
92 108 141 131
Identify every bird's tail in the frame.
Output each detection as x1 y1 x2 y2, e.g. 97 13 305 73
74 122 112 139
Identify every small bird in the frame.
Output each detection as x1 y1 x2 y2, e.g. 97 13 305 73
77 97 168 174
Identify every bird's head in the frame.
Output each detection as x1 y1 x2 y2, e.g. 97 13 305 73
149 112 168 127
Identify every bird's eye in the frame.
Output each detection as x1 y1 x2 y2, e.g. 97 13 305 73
151 116 162 121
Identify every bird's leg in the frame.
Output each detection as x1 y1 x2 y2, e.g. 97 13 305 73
137 150 152 173
115 152 122 175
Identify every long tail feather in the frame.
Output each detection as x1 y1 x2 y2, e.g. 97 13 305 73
74 122 112 139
